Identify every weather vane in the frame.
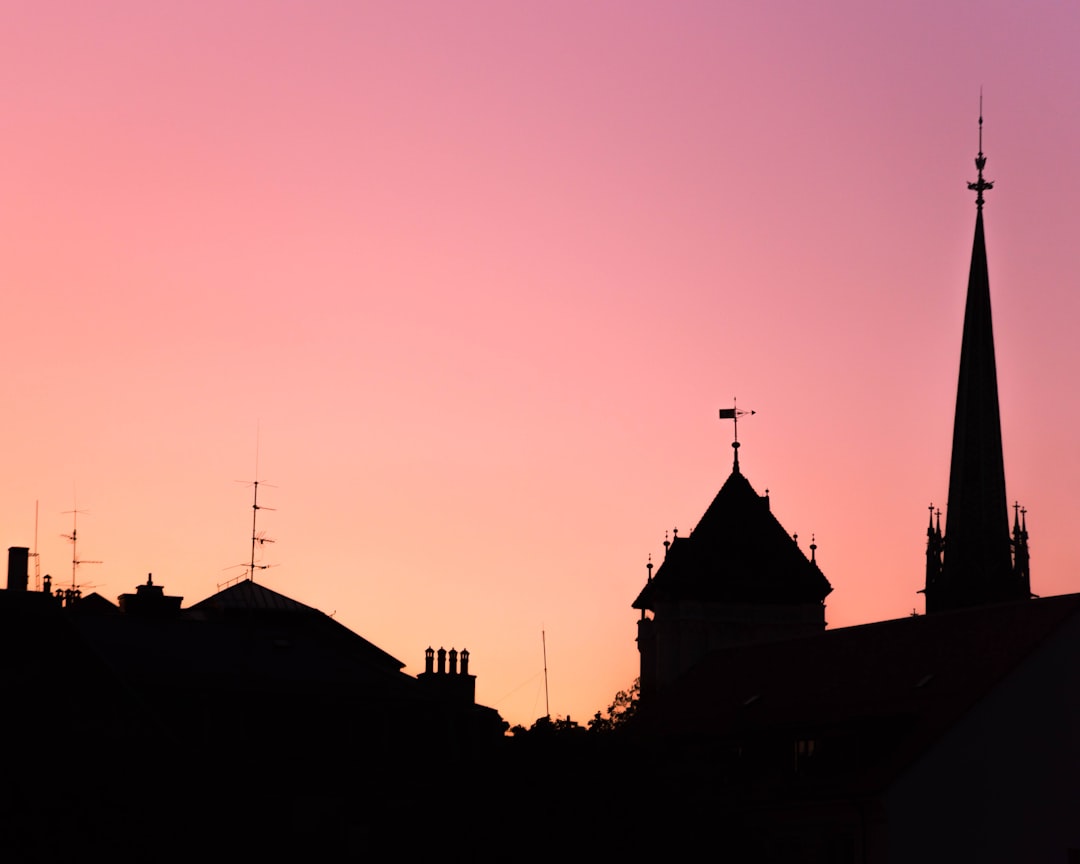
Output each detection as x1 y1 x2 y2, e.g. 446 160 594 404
719 399 755 471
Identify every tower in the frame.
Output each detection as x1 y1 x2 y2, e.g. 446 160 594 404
634 409 832 698
924 111 1031 613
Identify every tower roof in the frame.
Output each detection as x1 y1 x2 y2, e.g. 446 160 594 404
633 467 831 609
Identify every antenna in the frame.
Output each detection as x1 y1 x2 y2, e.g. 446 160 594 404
247 480 276 582
61 505 102 593
236 431 275 583
542 629 550 719
31 500 41 591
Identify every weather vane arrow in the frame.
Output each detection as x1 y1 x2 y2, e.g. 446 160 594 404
719 400 755 471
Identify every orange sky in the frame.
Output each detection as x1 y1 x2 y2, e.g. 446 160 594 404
2 1 1079 728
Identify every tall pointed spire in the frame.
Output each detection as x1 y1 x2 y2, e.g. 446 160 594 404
925 106 1030 613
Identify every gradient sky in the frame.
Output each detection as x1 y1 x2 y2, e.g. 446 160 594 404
2 1 1079 728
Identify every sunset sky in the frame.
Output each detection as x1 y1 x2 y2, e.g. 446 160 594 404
2 1 1079 728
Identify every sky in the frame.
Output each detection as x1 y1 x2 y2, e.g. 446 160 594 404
2 1 1079 729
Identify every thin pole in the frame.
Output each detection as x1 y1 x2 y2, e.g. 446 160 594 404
542 629 550 719
33 500 40 591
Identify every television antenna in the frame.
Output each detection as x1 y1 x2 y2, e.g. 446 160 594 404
234 432 275 583
31 500 41 591
61 506 102 591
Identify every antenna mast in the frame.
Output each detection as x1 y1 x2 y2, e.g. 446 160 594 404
542 629 550 719
31 500 41 591
247 480 276 582
241 430 275 583
61 506 101 593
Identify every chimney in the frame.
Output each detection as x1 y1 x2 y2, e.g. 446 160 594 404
460 648 469 676
7 547 29 592
437 647 446 675
424 646 434 674
449 648 458 675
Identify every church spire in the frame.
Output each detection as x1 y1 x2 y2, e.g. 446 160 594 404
925 107 1030 613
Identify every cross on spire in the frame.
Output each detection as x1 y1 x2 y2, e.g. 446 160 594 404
967 92 994 210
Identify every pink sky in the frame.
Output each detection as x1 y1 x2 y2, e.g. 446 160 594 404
2 1 1079 728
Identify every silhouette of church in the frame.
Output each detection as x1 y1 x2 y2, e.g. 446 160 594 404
3 119 1077 862
630 120 1080 862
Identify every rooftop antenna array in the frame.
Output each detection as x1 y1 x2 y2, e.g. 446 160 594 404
234 429 275 584
61 504 101 595
245 478 276 582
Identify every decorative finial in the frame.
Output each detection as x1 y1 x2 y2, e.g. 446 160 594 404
646 554 653 582
810 533 817 563
719 399 756 473
967 90 993 210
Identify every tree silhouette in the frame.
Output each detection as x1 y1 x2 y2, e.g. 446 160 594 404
588 678 639 733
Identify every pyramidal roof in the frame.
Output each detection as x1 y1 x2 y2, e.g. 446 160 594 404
187 578 406 671
188 578 324 614
633 461 832 609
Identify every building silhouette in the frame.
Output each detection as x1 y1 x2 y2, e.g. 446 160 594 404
2 121 1075 861
627 123 1080 862
633 426 832 700
0 558 504 857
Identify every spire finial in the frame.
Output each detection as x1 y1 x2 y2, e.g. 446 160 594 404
967 91 993 210
719 399 756 473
